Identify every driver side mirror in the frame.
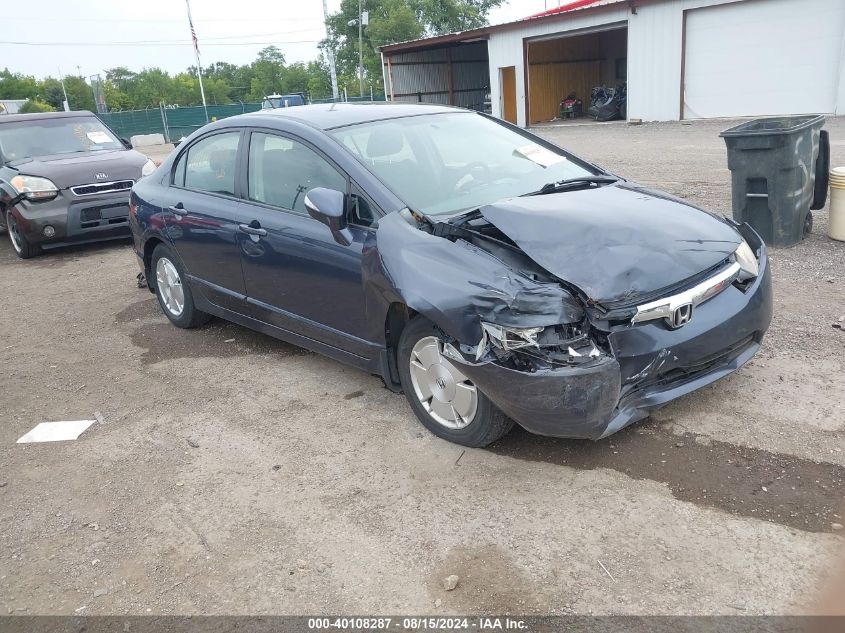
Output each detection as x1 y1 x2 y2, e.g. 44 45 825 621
304 187 352 246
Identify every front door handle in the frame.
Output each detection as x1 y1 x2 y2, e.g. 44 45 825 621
169 202 188 216
239 223 267 237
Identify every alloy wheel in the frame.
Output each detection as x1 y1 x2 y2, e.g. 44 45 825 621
408 336 478 429
155 257 185 317
7 213 23 254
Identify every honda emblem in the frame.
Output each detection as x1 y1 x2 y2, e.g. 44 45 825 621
670 303 694 329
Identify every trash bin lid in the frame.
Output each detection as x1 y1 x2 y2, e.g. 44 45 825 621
720 115 825 138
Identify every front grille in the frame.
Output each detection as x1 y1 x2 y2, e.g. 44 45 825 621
71 180 134 197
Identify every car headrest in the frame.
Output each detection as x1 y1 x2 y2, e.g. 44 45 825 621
262 148 289 171
209 149 236 174
366 126 404 158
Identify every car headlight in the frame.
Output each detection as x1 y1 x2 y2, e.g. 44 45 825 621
734 239 759 281
480 323 543 352
141 159 157 177
10 175 59 201
478 322 601 362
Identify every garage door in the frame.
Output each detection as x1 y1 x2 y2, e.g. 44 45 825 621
683 0 845 119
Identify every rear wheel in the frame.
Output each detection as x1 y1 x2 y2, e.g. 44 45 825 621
151 244 210 328
6 210 41 259
397 317 513 447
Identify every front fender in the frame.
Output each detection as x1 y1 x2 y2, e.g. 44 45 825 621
368 211 585 346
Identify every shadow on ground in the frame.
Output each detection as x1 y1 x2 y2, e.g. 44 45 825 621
489 424 845 534
117 298 310 365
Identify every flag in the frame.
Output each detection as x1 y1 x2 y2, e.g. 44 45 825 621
185 0 200 57
185 0 209 122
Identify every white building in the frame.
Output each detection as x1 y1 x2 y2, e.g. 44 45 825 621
380 0 845 126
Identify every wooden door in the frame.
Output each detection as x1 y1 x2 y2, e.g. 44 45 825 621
500 66 517 124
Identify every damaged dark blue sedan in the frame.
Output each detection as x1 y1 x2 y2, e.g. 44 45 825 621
129 104 772 447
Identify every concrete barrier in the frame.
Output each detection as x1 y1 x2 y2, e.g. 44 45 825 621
130 133 167 148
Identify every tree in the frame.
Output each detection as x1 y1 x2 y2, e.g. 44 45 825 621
63 76 96 111
248 46 287 101
305 59 333 100
126 68 175 107
18 99 54 114
412 0 505 34
203 62 253 100
280 62 312 95
0 69 39 100
39 78 67 111
102 82 130 110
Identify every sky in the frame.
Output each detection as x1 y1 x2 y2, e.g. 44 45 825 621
1 0 564 79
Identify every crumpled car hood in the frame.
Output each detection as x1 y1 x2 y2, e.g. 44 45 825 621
479 182 742 306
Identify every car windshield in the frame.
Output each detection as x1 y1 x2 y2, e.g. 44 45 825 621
0 116 123 163
330 112 599 215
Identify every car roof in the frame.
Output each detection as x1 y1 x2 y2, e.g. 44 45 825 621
240 102 465 131
0 110 98 124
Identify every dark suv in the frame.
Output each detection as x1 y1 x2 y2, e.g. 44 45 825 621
0 110 155 258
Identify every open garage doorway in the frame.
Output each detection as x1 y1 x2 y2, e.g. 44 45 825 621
525 25 627 125
383 40 491 112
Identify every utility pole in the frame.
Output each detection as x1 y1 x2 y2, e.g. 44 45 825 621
321 0 340 101
358 0 365 97
57 66 70 111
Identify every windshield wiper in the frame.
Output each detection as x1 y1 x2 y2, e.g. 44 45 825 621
524 175 620 196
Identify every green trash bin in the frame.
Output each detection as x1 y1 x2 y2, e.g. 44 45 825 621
720 115 826 247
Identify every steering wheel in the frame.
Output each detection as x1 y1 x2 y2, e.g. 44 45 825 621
453 161 493 194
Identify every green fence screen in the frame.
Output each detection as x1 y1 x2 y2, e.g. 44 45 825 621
98 103 261 142
98 97 386 143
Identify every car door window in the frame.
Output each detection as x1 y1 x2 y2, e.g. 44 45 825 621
178 132 240 196
248 132 346 214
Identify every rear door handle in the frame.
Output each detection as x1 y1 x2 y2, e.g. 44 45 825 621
169 202 188 216
239 223 267 237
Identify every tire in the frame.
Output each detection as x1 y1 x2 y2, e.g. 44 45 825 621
811 130 830 211
150 243 210 328
6 210 41 259
397 317 513 448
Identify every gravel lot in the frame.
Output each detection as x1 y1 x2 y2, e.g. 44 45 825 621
1 117 843 616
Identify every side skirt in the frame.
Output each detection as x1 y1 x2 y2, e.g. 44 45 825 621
191 284 388 380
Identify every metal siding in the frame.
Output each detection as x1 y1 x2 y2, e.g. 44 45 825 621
384 41 489 107
627 0 684 121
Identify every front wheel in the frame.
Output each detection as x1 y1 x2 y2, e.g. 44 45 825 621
397 317 513 447
6 210 41 259
151 244 210 328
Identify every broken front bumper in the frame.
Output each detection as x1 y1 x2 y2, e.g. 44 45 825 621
453 244 772 440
